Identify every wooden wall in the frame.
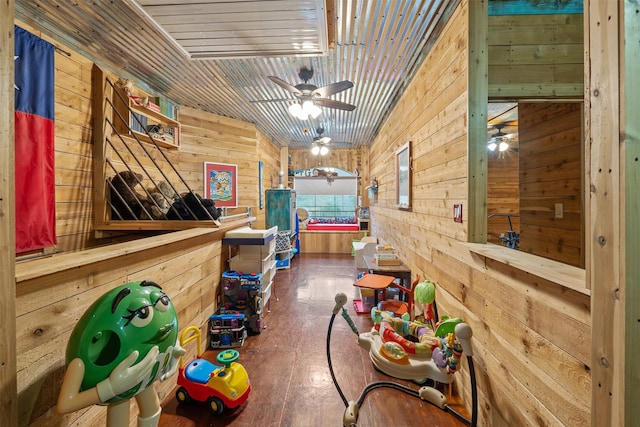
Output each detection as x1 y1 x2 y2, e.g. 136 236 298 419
298 230 366 254
368 3 590 425
518 102 583 267
487 146 520 245
15 229 226 426
488 13 584 98
12 22 281 426
50 31 96 251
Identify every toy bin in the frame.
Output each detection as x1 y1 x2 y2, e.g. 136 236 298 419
275 252 291 269
229 251 275 276
222 271 242 297
275 231 292 252
209 310 247 348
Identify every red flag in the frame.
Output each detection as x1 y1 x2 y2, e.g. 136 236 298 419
14 26 56 253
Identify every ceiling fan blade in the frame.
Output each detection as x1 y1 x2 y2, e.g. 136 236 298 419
250 98 293 104
312 80 354 98
267 76 302 96
331 141 353 147
314 136 331 145
316 98 356 111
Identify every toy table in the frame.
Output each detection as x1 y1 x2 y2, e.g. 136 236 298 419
352 273 396 314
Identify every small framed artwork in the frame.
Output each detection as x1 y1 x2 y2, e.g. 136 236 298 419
396 141 412 210
204 162 237 207
258 161 264 209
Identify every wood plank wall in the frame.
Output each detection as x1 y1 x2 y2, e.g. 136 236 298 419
1 2 18 425
15 230 225 426
367 3 590 425
518 102 583 267
488 13 584 98
50 30 96 251
178 105 269 223
12 22 281 426
487 147 520 244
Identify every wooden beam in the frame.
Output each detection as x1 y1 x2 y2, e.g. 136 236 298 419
623 0 640 423
0 1 18 425
467 0 488 242
587 1 622 426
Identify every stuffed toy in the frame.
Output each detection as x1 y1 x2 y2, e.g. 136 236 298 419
109 171 146 220
139 181 178 219
147 181 178 208
140 194 167 220
167 191 222 221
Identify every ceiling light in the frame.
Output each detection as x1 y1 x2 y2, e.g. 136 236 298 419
290 100 321 120
498 141 509 152
488 141 497 151
289 103 303 117
311 143 320 155
303 100 322 119
319 145 329 155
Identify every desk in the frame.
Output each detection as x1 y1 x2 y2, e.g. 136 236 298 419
363 256 411 289
353 273 396 313
362 256 413 317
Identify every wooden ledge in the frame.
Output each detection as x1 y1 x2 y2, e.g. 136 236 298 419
16 218 252 282
464 243 589 296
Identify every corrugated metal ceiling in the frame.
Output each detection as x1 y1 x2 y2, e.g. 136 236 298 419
15 0 456 149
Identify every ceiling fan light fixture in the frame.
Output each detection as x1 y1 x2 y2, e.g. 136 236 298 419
498 141 509 152
488 141 498 151
303 100 321 119
311 143 320 155
319 145 329 156
289 103 303 117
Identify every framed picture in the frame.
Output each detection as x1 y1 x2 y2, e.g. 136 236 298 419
258 161 264 209
204 162 237 207
396 141 411 210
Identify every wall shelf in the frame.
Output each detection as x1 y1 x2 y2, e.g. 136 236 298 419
113 86 181 150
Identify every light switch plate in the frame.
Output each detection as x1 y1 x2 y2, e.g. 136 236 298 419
454 204 463 223
555 203 563 219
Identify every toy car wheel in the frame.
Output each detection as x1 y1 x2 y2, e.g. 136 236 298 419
175 387 191 404
208 396 225 415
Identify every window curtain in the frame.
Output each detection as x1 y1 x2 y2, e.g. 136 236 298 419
14 26 56 253
293 176 357 195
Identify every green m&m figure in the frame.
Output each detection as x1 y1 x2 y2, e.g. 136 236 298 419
57 280 184 427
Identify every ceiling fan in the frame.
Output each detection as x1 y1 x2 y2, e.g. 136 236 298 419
311 127 331 155
487 123 516 152
313 127 331 145
266 67 356 119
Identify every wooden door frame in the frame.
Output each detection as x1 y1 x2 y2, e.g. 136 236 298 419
0 0 18 425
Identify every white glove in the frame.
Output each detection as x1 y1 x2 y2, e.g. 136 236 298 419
96 346 160 402
159 340 186 382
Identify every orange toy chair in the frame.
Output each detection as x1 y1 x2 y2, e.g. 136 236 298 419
377 275 420 320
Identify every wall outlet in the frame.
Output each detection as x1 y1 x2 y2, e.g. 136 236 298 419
555 203 564 219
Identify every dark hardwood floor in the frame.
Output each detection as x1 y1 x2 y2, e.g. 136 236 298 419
159 254 471 427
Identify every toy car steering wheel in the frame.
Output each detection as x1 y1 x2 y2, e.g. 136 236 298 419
217 349 240 367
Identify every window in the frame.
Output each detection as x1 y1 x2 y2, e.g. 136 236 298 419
486 101 584 268
294 169 357 222
477 7 586 269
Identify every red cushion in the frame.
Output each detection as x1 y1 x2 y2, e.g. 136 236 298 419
306 223 360 231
